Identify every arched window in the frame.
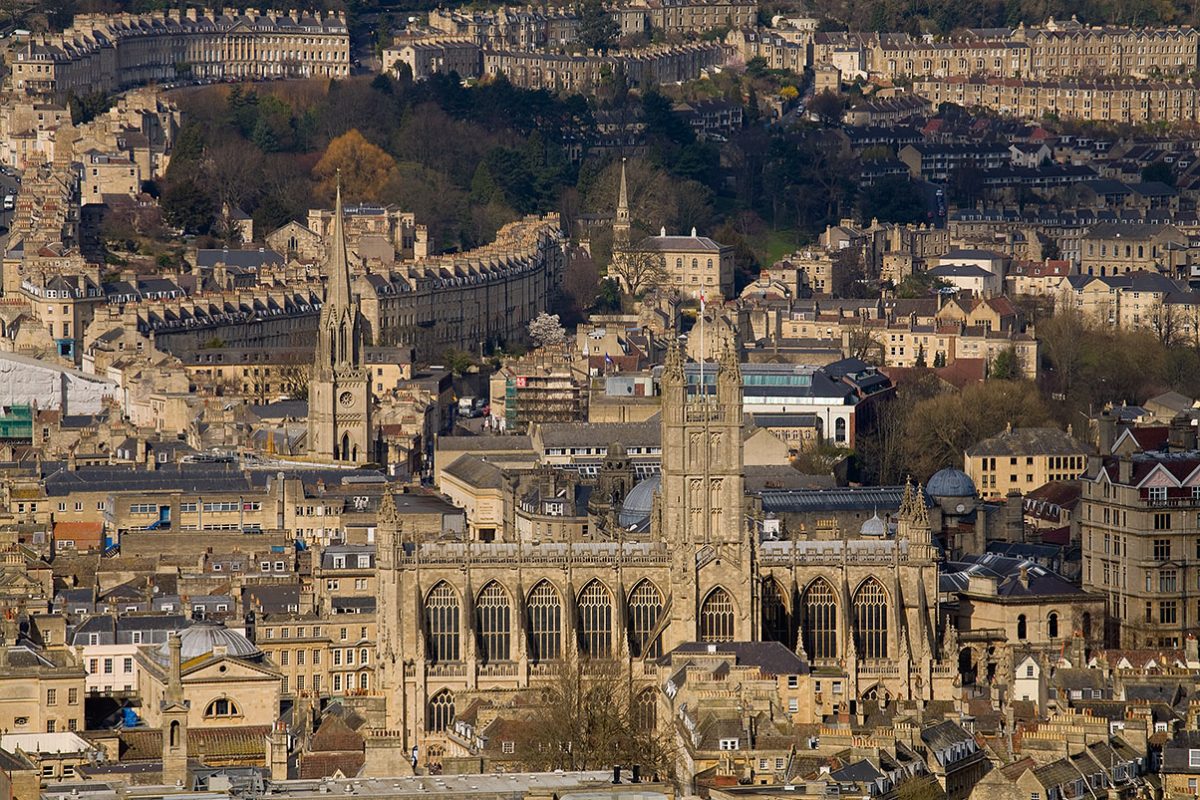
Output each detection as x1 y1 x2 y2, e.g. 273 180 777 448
427 690 455 732
628 580 663 659
853 579 888 659
634 688 657 732
359 672 369 690
169 721 180 749
762 579 793 648
1017 614 1027 640
1047 612 1059 639
802 579 838 660
425 582 460 663
1082 612 1092 639
476 582 511 664
204 698 240 718
578 580 613 658
835 418 847 443
528 581 561 663
699 587 735 642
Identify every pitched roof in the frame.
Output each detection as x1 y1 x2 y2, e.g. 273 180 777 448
966 426 1090 457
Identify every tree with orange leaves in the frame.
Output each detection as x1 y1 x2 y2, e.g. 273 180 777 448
313 129 398 202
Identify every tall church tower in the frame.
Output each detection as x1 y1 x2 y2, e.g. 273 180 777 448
657 336 753 648
613 158 631 248
308 180 372 464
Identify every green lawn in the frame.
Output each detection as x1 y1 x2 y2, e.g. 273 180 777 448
756 228 801 266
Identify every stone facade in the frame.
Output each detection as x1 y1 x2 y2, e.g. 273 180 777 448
12 8 350 98
307 186 373 465
482 44 730 93
373 337 955 762
382 36 482 80
1081 446 1200 649
813 22 1200 84
914 76 1200 124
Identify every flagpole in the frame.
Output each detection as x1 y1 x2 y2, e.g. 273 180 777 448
699 293 706 400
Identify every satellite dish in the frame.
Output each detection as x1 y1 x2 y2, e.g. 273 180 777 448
956 503 965 513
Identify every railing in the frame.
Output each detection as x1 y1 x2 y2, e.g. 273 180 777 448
427 662 467 677
477 662 518 677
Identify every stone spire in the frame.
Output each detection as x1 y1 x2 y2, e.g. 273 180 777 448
326 174 354 330
614 158 631 247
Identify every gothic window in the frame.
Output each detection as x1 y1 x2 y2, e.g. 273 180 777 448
578 580 613 658
1047 612 1059 639
476 582 511 664
425 582 460 663
802 579 838 660
527 581 561 663
699 587 735 642
1017 614 1027 640
634 687 657 732
628 580 663 658
853 579 888 659
427 689 455 732
762 579 793 648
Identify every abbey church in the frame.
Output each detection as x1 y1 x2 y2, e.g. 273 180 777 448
373 334 958 762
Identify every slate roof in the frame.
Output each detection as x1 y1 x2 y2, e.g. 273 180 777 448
662 641 809 675
442 454 506 490
966 426 1089 457
760 486 929 513
534 420 660 448
196 249 285 269
920 720 974 750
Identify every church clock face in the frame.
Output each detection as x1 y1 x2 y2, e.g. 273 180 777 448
339 391 355 407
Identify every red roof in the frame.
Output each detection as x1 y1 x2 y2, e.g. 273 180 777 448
53 522 103 547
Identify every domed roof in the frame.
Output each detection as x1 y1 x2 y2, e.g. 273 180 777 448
155 621 261 663
926 467 976 498
860 512 887 536
618 474 660 528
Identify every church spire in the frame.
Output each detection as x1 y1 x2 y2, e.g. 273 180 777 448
327 173 354 314
614 158 631 247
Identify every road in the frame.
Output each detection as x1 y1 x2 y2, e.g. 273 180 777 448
0 171 18 232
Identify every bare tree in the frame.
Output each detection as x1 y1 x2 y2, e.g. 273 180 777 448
516 654 675 779
845 318 886 365
1150 297 1184 348
609 247 667 297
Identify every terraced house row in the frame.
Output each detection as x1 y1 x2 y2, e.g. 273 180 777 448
814 19 1200 83
913 76 1200 124
11 7 350 97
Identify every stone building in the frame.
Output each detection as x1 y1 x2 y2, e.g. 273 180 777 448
913 76 1200 125
482 43 730 93
307 184 374 465
373 337 955 765
382 36 482 80
12 8 350 98
1081 438 1200 649
964 424 1090 500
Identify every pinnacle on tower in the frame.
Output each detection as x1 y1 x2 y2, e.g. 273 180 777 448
663 335 684 381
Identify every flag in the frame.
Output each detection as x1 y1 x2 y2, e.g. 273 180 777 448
699 292 706 313
604 353 614 367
